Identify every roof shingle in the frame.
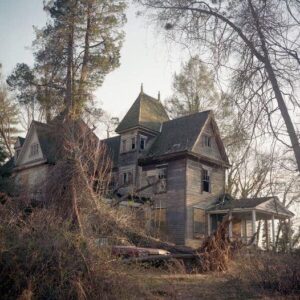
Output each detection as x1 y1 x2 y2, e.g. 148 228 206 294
147 110 211 157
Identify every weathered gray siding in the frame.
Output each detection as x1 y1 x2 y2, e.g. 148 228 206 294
140 159 187 244
185 158 226 247
193 121 222 161
13 163 50 200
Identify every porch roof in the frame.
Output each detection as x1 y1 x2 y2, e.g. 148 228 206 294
197 195 294 219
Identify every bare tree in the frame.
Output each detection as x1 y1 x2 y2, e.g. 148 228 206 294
165 55 219 118
137 0 300 171
0 65 19 157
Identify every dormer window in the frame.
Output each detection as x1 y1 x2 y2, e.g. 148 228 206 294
140 136 146 150
203 135 211 147
30 143 39 157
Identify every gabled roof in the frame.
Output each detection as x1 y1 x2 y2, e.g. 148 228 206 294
115 91 169 133
34 121 57 164
102 135 120 168
147 110 211 157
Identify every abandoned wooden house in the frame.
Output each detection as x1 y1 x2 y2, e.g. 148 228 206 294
1 87 294 247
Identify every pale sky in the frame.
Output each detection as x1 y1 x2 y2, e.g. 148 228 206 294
0 0 190 120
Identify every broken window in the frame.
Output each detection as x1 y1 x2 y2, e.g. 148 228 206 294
202 169 211 192
203 135 211 147
30 143 39 157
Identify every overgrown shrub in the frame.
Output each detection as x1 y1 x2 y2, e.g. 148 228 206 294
0 199 149 300
235 251 300 296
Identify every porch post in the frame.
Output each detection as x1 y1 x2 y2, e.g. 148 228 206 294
288 218 292 252
265 220 270 251
228 211 233 239
252 210 257 246
272 215 275 249
207 213 211 236
244 219 248 243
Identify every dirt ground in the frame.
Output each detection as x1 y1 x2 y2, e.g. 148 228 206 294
138 270 298 300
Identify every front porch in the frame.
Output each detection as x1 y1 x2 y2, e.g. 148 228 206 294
206 196 294 249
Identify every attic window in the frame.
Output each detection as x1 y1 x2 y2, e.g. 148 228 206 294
30 143 39 157
203 135 211 147
202 169 211 193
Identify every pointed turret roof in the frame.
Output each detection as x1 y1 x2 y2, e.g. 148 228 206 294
115 89 169 133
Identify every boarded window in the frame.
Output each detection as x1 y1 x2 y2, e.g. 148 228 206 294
202 169 211 192
193 208 205 239
30 143 39 157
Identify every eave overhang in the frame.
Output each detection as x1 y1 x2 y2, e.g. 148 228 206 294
138 150 231 168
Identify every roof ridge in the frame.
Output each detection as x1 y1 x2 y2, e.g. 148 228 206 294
162 110 212 124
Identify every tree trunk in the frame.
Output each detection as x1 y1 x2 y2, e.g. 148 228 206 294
78 1 92 105
248 0 300 171
65 19 75 114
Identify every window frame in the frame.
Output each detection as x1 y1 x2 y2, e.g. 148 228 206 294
202 169 211 193
156 167 168 194
30 143 39 157
121 139 127 153
203 135 212 148
122 171 133 186
140 136 147 150
131 137 136 150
